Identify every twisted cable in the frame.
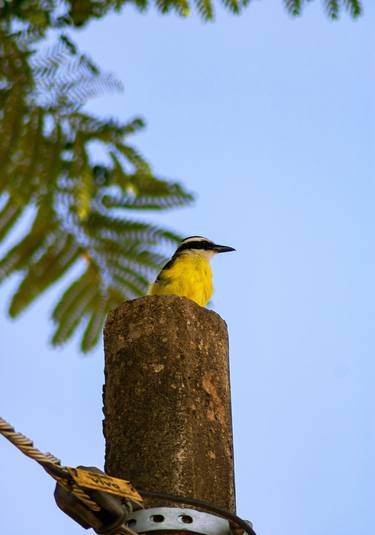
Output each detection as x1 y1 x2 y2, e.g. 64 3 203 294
0 417 100 511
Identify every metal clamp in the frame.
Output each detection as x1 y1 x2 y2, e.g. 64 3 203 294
125 507 231 535
54 466 136 535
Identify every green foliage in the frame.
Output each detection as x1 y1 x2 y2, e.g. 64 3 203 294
284 0 362 18
0 0 363 353
0 0 362 31
0 27 192 352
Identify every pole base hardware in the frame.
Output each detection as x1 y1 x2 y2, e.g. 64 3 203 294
125 507 231 535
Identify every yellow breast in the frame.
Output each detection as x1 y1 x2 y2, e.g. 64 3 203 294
149 253 213 307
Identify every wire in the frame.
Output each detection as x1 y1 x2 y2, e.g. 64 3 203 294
0 417 101 511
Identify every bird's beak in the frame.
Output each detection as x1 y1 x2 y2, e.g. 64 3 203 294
213 244 236 253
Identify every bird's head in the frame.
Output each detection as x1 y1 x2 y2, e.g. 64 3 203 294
175 236 236 260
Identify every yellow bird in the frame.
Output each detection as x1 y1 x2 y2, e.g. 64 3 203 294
148 236 235 307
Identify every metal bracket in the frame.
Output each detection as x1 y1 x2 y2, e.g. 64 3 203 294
125 507 231 535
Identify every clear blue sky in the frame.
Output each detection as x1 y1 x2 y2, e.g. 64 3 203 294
1 1 374 534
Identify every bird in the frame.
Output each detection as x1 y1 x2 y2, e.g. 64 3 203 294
148 236 235 307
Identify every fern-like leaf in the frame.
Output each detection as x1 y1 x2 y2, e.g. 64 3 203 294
0 27 191 351
114 143 152 173
284 0 303 16
343 0 362 17
0 204 55 281
221 0 241 15
9 233 80 317
285 0 362 17
325 0 340 17
0 0 362 34
51 264 100 345
0 197 25 241
81 297 108 352
194 0 214 20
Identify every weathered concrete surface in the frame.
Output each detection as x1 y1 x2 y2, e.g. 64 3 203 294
103 295 236 512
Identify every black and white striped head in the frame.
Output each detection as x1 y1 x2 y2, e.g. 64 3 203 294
175 236 235 259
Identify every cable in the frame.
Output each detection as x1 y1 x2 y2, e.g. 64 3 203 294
0 417 101 511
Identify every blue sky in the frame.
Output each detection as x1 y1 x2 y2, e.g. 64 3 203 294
1 1 374 534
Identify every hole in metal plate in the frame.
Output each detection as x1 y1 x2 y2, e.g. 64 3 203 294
150 515 165 523
179 515 193 524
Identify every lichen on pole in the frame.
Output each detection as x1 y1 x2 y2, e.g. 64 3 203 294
103 295 236 512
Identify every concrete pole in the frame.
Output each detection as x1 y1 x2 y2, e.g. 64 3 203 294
103 295 236 513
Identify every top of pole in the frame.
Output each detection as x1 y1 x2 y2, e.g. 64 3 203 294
103 295 236 513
